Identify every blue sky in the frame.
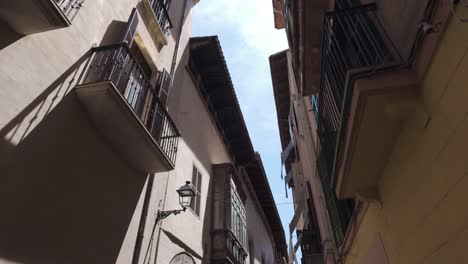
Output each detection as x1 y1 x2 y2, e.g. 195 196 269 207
191 0 295 247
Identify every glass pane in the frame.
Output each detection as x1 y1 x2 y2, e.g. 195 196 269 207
195 195 200 215
230 182 248 248
189 196 195 211
192 165 197 187
197 171 202 192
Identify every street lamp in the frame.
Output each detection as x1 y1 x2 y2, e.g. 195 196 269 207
156 181 197 222
133 181 197 264
177 181 197 208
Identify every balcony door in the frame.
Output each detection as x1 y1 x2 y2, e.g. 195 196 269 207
122 42 153 115
145 70 171 142
119 8 154 117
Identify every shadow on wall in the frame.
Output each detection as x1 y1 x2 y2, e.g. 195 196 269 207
0 18 128 161
0 17 127 51
0 20 23 50
100 20 127 46
0 94 147 264
0 21 148 264
0 50 91 154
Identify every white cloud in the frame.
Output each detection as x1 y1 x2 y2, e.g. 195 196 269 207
194 0 287 54
192 0 294 242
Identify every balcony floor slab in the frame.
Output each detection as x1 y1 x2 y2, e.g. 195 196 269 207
75 81 174 174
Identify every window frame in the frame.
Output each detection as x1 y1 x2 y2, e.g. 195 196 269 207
230 180 247 248
189 164 202 216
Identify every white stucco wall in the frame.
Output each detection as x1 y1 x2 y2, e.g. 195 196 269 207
245 193 277 264
0 1 194 263
0 0 180 149
134 8 236 262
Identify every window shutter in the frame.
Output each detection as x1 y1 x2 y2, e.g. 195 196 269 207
190 165 201 216
88 9 138 87
146 70 171 140
122 8 139 47
156 69 172 107
190 165 197 212
196 171 202 215
196 172 202 194
105 9 139 92
191 165 198 186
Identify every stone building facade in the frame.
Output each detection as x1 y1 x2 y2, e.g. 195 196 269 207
0 1 287 263
271 0 468 263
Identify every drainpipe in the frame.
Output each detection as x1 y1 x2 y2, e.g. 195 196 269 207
153 0 189 262
131 1 189 263
151 169 171 263
132 174 155 264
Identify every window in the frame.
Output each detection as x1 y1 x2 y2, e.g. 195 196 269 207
311 95 318 122
125 42 153 109
286 105 300 163
190 164 202 215
231 181 247 247
130 43 152 78
149 0 173 34
55 0 85 22
317 152 354 246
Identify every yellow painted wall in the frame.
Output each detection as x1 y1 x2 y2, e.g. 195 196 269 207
344 6 468 264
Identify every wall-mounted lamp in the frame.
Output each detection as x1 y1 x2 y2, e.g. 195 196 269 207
156 181 197 222
133 181 198 264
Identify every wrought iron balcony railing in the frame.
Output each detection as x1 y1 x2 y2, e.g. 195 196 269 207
317 153 354 246
55 0 85 21
80 43 179 166
317 4 399 185
148 0 173 34
226 229 248 264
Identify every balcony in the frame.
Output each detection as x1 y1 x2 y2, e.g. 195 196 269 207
75 43 179 173
317 153 354 246
0 0 84 35
226 229 248 264
297 229 323 264
317 4 403 199
140 0 173 47
212 229 247 264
